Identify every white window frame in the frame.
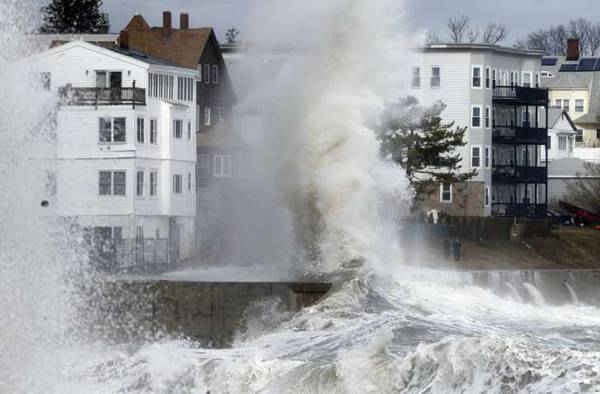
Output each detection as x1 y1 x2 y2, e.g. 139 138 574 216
558 135 567 151
213 154 232 178
485 106 491 129
136 117 145 144
484 146 490 168
485 66 491 89
492 68 497 88
150 119 158 144
173 119 183 139
575 99 584 113
471 145 482 169
99 117 127 144
430 66 440 88
484 185 490 207
136 169 144 197
98 170 126 196
472 65 482 89
149 170 158 197
471 105 482 128
440 183 452 203
173 174 183 194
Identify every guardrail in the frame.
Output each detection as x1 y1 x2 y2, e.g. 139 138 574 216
58 85 146 108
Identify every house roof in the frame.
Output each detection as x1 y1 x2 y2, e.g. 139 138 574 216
422 43 545 57
548 108 578 132
121 15 213 69
107 45 195 70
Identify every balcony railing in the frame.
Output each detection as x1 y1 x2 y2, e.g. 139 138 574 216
59 85 146 108
492 165 547 184
493 85 548 105
493 126 547 145
492 203 546 218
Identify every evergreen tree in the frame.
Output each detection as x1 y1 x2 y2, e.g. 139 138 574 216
378 96 476 202
40 0 108 34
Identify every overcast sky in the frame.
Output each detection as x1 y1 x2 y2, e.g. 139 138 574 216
102 0 600 44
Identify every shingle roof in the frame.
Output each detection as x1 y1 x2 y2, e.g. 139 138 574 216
107 45 194 69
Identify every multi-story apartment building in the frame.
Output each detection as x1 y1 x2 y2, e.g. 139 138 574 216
30 40 198 271
412 43 549 217
541 39 600 162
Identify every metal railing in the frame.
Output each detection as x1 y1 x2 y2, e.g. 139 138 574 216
492 203 546 218
58 84 146 108
493 126 547 144
89 238 170 274
493 85 548 104
492 165 547 183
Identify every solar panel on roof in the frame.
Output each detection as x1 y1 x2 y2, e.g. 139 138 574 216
541 57 558 66
559 64 578 72
578 58 598 71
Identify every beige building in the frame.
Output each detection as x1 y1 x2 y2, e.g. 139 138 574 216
541 41 600 153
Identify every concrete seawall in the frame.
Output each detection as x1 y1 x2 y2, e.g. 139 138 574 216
90 280 332 347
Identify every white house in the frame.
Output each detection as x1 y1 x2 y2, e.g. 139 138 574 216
412 43 548 217
29 41 198 270
544 108 577 162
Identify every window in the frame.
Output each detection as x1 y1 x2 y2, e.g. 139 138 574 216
558 135 567 151
211 65 219 84
576 129 583 143
173 174 183 194
431 66 440 88
485 67 491 89
99 171 126 196
555 98 562 108
173 120 183 139
575 99 584 113
216 105 225 122
204 106 212 126
492 69 497 88
485 106 490 128
440 183 452 203
569 136 574 152
484 186 490 207
562 99 570 112
197 154 210 185
522 72 532 88
41 72 51 90
471 146 481 168
188 172 192 191
136 226 143 242
99 117 126 143
203 64 210 84
213 154 232 178
136 170 144 197
547 136 551 149
535 73 540 87
510 71 515 86
411 67 420 88
150 170 158 196
137 118 145 143
597 129 600 139
471 106 482 128
472 66 481 88
484 146 490 168
150 119 158 144
187 121 192 140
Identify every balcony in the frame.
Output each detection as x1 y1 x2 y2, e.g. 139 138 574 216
492 165 547 184
58 86 146 108
493 126 547 145
493 85 548 106
492 203 546 218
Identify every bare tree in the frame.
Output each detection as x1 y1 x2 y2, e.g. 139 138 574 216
447 16 470 44
482 23 508 44
566 163 600 214
467 29 480 43
518 19 600 56
425 30 441 45
225 27 240 44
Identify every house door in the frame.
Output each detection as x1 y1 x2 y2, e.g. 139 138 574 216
110 72 122 101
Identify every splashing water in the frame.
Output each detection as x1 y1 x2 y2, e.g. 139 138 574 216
3 0 600 393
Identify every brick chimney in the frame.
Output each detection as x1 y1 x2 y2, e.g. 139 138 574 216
163 11 172 36
119 30 129 49
567 38 580 61
180 13 189 30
